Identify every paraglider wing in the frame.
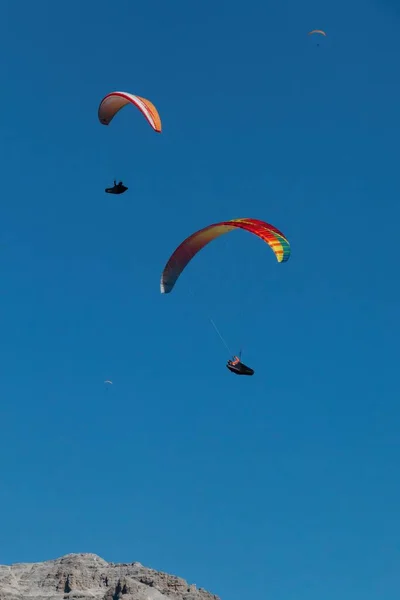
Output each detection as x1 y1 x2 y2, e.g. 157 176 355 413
98 91 162 132
160 218 290 294
104 380 113 384
308 29 326 36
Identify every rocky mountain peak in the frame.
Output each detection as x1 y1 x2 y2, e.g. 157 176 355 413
0 553 220 600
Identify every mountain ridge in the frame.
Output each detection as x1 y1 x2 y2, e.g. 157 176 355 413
0 553 220 600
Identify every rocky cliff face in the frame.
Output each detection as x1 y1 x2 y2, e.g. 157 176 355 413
0 553 220 600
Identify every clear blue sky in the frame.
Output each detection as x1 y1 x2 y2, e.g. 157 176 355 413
1 0 400 598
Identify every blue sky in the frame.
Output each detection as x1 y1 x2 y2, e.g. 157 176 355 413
1 0 400 598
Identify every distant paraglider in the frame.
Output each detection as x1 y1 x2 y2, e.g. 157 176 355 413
308 29 326 47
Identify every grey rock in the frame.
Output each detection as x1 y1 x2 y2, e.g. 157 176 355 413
0 554 220 600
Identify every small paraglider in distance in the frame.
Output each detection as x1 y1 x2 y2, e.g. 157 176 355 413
226 354 254 376
105 180 128 195
308 29 326 47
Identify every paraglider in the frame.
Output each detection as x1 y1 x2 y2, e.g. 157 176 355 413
105 180 128 195
160 218 291 294
98 91 162 195
226 354 254 376
160 218 291 377
104 380 113 392
308 29 326 46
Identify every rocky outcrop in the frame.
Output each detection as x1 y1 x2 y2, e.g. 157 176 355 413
0 553 220 600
